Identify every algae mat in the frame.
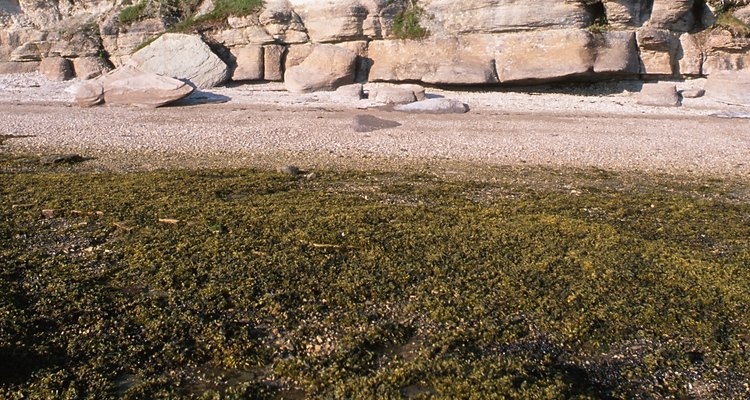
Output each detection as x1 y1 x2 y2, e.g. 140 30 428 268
1 158 749 399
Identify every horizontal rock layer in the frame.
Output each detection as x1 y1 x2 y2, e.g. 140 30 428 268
1 0 750 86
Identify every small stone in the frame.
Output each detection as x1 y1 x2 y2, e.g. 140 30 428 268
41 209 57 218
278 165 300 176
681 89 705 98
394 98 470 114
335 83 364 101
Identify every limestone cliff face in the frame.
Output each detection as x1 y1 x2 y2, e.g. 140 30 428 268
2 0 750 86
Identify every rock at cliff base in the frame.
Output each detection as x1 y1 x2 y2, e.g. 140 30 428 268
73 57 111 80
39 57 73 81
368 39 497 85
128 33 228 89
369 86 417 105
74 81 104 107
705 70 750 106
636 83 682 107
681 88 705 98
230 45 264 81
284 44 356 93
0 61 40 74
264 44 285 81
335 83 365 101
495 30 594 83
96 65 194 108
394 99 470 114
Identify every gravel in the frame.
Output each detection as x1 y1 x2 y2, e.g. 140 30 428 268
1 73 749 178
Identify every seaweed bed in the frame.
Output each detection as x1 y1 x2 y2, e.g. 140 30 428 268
1 155 749 399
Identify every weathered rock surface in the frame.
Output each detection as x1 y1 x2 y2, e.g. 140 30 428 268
74 80 104 107
495 30 594 83
422 0 592 34
368 37 497 85
230 45 263 81
287 0 393 42
593 31 640 75
369 85 416 104
284 44 356 93
637 27 680 76
636 83 681 107
335 83 364 101
0 60 39 74
4 0 750 88
39 56 72 81
128 33 229 89
264 44 285 81
96 64 194 107
73 56 110 80
705 70 750 106
648 0 697 32
394 98 470 114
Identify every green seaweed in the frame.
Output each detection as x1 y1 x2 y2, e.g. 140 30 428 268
1 156 749 398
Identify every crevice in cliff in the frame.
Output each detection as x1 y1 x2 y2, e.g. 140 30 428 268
639 0 655 26
585 1 608 28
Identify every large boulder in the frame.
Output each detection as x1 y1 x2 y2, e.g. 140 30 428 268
636 83 682 107
92 64 194 108
39 56 73 81
73 56 110 80
284 44 356 93
128 33 229 89
74 80 104 107
705 70 750 106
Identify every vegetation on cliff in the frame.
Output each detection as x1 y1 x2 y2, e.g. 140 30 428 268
119 0 262 29
391 0 429 40
1 156 749 398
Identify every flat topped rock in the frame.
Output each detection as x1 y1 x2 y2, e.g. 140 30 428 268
92 64 194 108
636 83 681 107
394 98 470 114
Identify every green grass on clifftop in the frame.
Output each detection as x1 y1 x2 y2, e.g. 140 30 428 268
1 156 749 399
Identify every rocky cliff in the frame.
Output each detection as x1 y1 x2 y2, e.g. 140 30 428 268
2 0 750 87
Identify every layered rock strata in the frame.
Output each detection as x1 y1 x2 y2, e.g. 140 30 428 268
2 0 750 88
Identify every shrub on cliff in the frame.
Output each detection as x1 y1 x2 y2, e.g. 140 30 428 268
391 0 429 40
